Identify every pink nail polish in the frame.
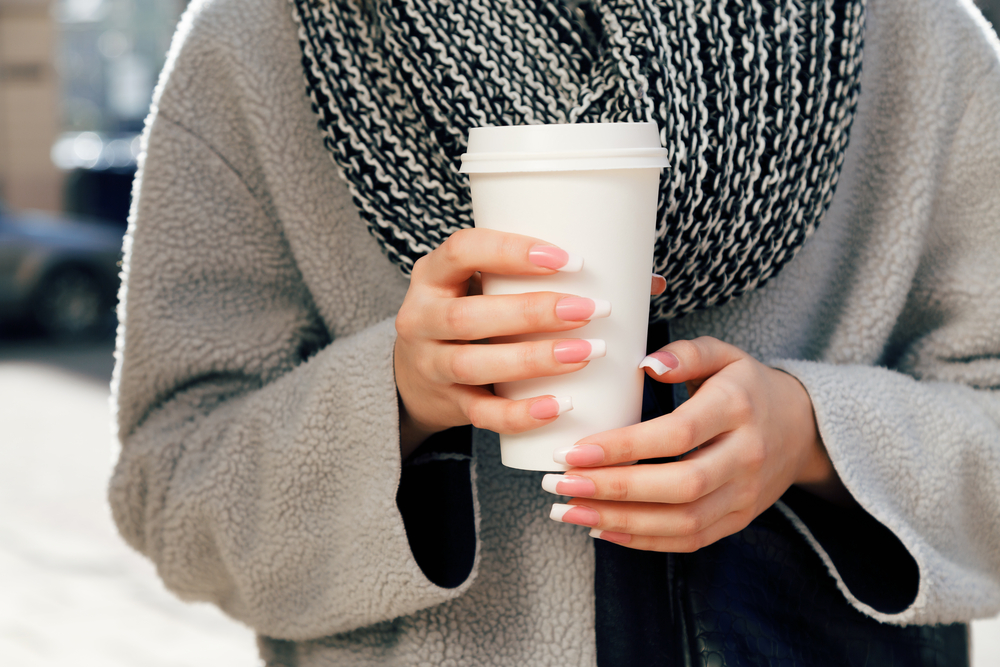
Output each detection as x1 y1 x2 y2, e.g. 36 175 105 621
549 503 600 527
541 474 596 497
553 339 606 363
555 298 612 321
651 274 666 294
529 396 573 420
529 245 583 272
639 351 679 375
552 443 605 466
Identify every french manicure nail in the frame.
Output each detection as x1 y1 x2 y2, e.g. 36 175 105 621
549 503 600 527
590 528 631 544
552 443 605 466
541 474 597 497
529 396 573 420
553 339 607 363
639 351 679 375
529 245 584 272
555 298 612 321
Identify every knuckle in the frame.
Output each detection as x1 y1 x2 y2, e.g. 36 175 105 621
613 509 636 535
737 482 762 510
676 507 705 536
679 467 709 502
743 437 767 472
444 228 474 255
410 254 431 281
519 295 548 330
394 304 419 339
615 438 637 465
606 475 631 502
465 399 489 431
414 351 437 382
443 300 472 338
726 383 755 423
513 343 541 376
448 347 475 385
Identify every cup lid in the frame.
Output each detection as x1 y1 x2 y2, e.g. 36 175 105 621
460 122 670 173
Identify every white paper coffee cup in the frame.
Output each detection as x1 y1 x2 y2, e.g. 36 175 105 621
460 122 669 471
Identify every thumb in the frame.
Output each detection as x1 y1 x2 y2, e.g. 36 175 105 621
639 336 745 385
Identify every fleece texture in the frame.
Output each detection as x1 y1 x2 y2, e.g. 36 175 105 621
109 0 1000 664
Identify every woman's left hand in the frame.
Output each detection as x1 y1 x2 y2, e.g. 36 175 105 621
544 336 851 552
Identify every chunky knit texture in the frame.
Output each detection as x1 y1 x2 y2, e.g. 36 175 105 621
291 0 865 320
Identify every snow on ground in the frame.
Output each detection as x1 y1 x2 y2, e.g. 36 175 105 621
0 343 997 665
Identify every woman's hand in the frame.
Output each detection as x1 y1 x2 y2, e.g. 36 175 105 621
394 228 621 459
543 336 851 551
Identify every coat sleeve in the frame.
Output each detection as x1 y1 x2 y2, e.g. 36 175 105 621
772 55 1000 626
108 2 476 642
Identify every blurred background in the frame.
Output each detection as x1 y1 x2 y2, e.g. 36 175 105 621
0 0 999 665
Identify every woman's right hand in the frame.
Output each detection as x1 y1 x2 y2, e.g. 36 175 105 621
393 228 612 459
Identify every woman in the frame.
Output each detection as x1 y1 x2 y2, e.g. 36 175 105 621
110 0 1000 664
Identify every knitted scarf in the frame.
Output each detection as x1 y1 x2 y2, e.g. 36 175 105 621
290 0 865 321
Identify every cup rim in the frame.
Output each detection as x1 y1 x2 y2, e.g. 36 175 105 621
459 147 670 174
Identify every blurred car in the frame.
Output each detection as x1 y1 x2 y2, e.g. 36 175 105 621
0 199 124 339
52 132 139 227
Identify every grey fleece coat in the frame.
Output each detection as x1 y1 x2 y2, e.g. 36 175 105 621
110 0 1000 664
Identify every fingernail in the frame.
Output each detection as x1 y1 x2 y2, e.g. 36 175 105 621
639 351 679 375
529 396 573 420
552 443 605 466
590 528 631 544
541 474 597 497
549 503 600 527
555 297 612 321
651 274 666 293
553 339 606 363
529 245 584 272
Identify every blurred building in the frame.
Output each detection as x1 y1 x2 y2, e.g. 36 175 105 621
55 0 186 224
0 0 60 211
58 0 186 135
1 0 184 215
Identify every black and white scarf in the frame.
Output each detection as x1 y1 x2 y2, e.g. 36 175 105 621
290 0 865 321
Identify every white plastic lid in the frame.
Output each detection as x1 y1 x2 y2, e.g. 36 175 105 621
460 122 670 173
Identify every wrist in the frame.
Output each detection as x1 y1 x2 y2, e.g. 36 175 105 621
777 368 856 507
398 391 437 460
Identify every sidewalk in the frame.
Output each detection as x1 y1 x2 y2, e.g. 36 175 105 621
0 345 997 665
0 352 258 666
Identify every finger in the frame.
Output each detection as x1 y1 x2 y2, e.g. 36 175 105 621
589 511 753 553
459 386 573 434
554 394 738 465
419 292 610 341
650 273 666 296
413 228 582 291
550 482 738 538
545 441 741 504
639 336 745 384
436 338 607 386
